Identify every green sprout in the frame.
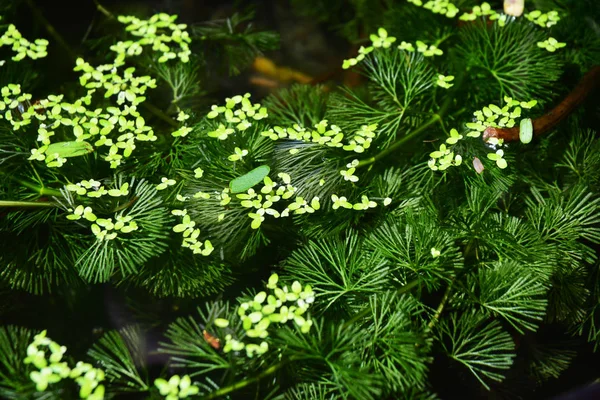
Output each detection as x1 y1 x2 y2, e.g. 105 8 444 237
436 74 455 89
24 331 106 399
526 10 561 28
370 28 396 48
408 0 459 18
0 23 48 61
154 375 199 400
487 149 508 169
113 13 192 63
537 37 566 52
212 273 315 358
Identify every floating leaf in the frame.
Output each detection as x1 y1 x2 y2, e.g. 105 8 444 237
45 141 93 158
229 165 271 194
519 118 533 144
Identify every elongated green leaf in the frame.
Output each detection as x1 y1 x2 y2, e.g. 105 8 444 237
46 141 93 158
519 118 533 144
229 165 270 193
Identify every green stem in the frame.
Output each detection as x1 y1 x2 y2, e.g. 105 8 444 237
142 102 179 128
434 32 454 48
0 200 56 208
21 180 62 196
356 114 442 168
200 362 286 400
356 70 467 169
427 280 454 330
24 0 78 61
3 173 63 197
92 0 115 19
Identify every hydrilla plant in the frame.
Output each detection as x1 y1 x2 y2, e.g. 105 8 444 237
1 0 600 399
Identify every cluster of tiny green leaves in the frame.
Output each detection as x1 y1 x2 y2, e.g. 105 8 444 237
459 2 509 26
407 0 511 25
465 97 537 138
170 208 214 256
428 96 537 171
24 330 105 399
214 273 315 358
262 120 378 154
406 0 460 18
436 74 455 89
207 92 268 134
5 61 158 169
189 170 311 231
7 12 193 171
154 375 199 400
537 37 567 52
409 1 562 31
525 10 561 28
0 19 48 63
114 13 192 63
342 28 443 69
75 59 157 106
0 83 33 128
199 95 394 233
63 180 139 241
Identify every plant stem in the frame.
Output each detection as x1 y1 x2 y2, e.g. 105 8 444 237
357 71 467 168
142 102 179 128
200 361 286 399
357 113 442 168
484 65 600 142
1 172 63 197
92 0 114 19
0 200 56 208
427 280 454 330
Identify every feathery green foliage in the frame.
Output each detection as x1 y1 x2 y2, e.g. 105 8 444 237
2 0 600 399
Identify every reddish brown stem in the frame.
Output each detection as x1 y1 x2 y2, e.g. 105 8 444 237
484 66 600 142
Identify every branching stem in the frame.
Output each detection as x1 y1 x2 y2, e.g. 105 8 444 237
0 200 56 208
427 280 454 330
142 102 179 128
92 0 114 19
484 66 600 142
200 361 287 399
357 71 467 168
1 172 63 197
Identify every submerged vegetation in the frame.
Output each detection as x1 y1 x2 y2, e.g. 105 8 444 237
1 0 600 398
